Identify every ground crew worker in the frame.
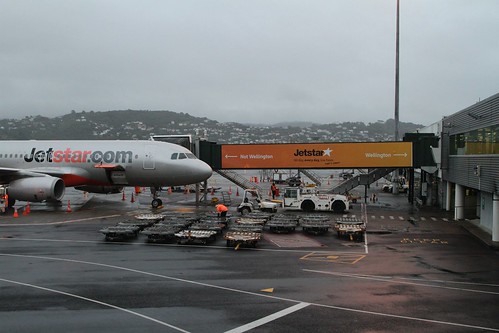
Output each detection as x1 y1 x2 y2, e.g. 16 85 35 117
270 182 278 199
215 204 228 218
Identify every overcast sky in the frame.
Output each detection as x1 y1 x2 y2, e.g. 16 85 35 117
1 0 498 126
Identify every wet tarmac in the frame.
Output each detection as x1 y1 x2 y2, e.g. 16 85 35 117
1 176 499 333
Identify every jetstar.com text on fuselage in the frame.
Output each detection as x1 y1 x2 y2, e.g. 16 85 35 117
23 148 134 164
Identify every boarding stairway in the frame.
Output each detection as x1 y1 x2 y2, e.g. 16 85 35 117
215 170 265 193
298 169 322 186
330 168 395 194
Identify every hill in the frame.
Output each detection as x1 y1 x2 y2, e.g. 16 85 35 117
0 110 423 143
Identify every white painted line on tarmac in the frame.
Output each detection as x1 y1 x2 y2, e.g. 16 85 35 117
2 253 498 332
303 269 499 295
224 302 310 333
0 277 191 333
0 214 121 226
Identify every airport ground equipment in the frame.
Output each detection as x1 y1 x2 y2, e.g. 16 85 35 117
283 186 349 213
224 231 261 248
141 213 198 242
237 188 280 214
142 225 183 243
334 217 366 241
0 186 6 213
100 225 141 241
330 168 394 195
300 215 331 235
266 215 299 233
175 230 218 245
216 169 265 193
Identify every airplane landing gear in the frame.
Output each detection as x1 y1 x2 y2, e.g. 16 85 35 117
150 186 163 209
151 198 162 209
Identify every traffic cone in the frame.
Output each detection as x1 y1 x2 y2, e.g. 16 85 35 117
122 190 126 201
13 207 19 218
25 202 31 214
236 187 240 196
130 192 135 203
66 200 72 213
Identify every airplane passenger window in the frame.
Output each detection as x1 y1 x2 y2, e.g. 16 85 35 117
171 153 178 160
178 153 187 159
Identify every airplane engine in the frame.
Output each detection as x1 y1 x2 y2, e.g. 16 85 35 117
9 176 65 202
75 185 124 194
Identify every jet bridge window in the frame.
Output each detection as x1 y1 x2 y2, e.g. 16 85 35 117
171 153 178 160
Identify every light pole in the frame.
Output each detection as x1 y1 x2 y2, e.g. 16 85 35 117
394 0 400 142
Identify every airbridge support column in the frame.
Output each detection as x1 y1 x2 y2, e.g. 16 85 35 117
454 184 464 221
446 181 452 212
493 193 499 242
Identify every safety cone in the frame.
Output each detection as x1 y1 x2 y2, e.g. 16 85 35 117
25 202 31 214
13 207 19 218
236 187 240 196
66 200 72 213
122 191 126 201
130 192 135 203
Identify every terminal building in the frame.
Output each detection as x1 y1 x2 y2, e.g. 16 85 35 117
418 92 498 242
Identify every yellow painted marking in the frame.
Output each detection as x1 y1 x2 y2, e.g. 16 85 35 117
301 252 366 264
260 288 274 293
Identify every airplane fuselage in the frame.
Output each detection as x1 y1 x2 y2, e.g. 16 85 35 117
0 140 213 188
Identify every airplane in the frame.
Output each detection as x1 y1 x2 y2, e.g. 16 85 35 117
0 140 213 209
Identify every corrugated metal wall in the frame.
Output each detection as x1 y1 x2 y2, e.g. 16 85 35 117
442 92 499 194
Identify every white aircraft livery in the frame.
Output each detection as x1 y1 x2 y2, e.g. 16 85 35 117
0 140 213 208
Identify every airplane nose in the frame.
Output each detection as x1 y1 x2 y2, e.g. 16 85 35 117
195 160 213 182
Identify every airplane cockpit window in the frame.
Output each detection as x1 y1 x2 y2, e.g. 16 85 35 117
186 153 196 159
171 153 178 160
178 153 187 159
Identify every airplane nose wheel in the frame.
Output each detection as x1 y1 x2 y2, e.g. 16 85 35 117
151 198 162 209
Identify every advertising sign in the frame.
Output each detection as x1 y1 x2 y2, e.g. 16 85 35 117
221 142 412 169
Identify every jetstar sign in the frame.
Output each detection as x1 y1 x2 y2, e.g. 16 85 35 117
221 142 412 169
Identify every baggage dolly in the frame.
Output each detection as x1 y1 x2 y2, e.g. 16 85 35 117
224 231 261 249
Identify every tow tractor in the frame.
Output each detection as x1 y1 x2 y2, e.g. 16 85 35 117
237 189 280 215
283 186 349 213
